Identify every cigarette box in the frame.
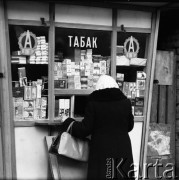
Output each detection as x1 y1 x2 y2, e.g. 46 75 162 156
116 73 124 81
135 97 144 107
13 97 23 120
134 106 143 116
136 80 145 90
137 71 146 79
41 97 47 109
23 110 34 120
24 86 32 100
23 100 34 110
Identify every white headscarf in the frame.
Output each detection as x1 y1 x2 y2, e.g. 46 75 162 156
95 75 119 90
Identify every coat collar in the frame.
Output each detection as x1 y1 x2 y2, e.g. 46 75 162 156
89 88 127 102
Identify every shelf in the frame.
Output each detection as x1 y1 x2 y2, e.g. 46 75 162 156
11 63 48 65
134 116 144 122
54 89 94 96
13 116 143 127
14 120 62 127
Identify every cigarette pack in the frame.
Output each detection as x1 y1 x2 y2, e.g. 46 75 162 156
64 99 70 117
23 110 34 120
18 67 26 78
23 100 34 110
134 106 143 116
41 109 47 119
123 82 129 97
59 99 65 118
137 71 146 79
116 73 124 81
74 82 81 89
34 109 41 120
41 97 47 109
36 85 42 98
136 80 145 90
136 90 145 97
24 86 32 100
13 97 23 120
35 98 41 109
135 97 144 107
31 86 37 99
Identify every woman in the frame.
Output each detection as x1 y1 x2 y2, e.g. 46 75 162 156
62 75 134 180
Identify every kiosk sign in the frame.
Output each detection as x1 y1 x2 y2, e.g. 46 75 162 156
124 36 140 59
18 30 37 55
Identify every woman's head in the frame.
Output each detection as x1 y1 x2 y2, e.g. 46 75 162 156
95 75 119 90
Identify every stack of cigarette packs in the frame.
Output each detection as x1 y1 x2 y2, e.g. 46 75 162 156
29 36 48 64
55 99 70 121
11 36 48 64
13 78 48 121
116 71 146 117
54 48 111 90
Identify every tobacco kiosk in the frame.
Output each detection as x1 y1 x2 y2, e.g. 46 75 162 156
0 1 160 179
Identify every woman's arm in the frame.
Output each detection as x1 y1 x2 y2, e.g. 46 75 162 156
62 101 95 138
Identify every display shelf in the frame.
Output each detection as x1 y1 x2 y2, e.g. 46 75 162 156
74 116 144 122
11 63 48 65
14 120 62 127
54 89 94 96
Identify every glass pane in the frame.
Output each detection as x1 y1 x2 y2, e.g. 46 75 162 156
116 32 148 117
54 27 111 119
9 25 49 121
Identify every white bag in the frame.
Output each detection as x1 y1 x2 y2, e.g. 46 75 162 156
58 121 89 162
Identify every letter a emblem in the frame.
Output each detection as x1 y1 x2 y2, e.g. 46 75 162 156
24 30 32 48
128 36 135 53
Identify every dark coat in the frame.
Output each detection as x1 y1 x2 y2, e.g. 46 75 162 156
63 88 134 180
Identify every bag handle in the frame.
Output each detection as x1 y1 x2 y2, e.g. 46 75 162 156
66 121 75 134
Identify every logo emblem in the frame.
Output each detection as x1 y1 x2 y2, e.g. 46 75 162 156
124 36 140 59
18 30 37 55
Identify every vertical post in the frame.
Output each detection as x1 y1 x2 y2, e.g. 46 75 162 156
140 10 160 178
111 8 117 79
0 0 17 179
48 3 55 121
70 95 75 118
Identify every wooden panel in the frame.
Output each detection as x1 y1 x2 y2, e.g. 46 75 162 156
140 10 160 177
0 0 16 178
8 19 50 26
154 51 174 85
150 84 159 123
48 4 55 121
176 89 179 103
158 85 166 124
177 76 179 89
55 22 112 31
15 127 49 179
117 10 152 29
0 128 4 179
166 52 176 160
55 4 112 26
111 8 117 79
7 1 49 21
176 62 179 76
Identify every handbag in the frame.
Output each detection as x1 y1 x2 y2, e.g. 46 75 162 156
49 121 89 162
